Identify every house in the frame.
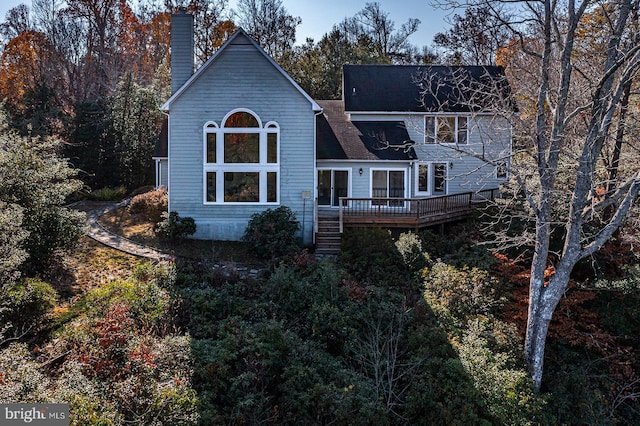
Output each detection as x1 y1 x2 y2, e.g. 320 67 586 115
155 11 512 248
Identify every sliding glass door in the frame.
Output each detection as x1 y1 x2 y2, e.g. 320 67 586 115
318 169 349 207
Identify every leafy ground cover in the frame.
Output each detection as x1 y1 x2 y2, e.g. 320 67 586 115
49 236 146 299
3 209 640 424
98 205 261 265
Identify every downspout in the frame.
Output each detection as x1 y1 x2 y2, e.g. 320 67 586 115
313 108 323 245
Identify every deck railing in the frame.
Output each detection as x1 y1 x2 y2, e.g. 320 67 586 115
337 188 498 232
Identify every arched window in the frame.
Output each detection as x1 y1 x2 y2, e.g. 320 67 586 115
203 109 279 204
224 111 260 128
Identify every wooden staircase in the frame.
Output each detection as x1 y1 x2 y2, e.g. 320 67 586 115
315 210 341 256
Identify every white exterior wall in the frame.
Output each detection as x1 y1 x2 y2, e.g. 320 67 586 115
316 160 412 202
167 41 316 244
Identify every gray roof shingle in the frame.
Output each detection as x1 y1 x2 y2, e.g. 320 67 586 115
316 100 417 161
343 64 511 113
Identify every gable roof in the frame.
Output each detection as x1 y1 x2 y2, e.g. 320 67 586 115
317 100 417 161
161 28 321 112
343 64 512 113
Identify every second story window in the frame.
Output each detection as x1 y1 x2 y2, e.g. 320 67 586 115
425 116 468 145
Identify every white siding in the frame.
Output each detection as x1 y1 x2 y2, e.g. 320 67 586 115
167 42 316 244
345 112 511 194
319 114 511 199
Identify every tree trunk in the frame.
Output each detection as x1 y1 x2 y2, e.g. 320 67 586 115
604 81 631 223
525 266 573 390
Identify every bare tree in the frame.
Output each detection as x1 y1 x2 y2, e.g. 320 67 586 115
234 0 300 60
433 6 512 65
354 305 424 421
164 0 234 65
342 2 421 64
430 0 640 390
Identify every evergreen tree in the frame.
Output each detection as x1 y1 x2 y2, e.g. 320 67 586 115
109 72 162 190
0 112 84 274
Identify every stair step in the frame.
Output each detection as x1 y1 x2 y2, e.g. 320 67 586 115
316 215 342 255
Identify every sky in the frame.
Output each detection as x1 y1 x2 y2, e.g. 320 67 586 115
0 0 453 48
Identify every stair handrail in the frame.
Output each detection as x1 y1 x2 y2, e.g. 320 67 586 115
339 197 345 233
313 197 318 244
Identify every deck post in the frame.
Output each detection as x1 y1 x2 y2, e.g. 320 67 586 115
339 198 344 233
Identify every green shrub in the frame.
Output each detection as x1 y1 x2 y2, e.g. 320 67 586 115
340 228 409 287
128 188 167 223
154 211 196 241
423 261 505 325
83 278 171 329
0 278 57 339
395 232 431 274
0 343 50 402
242 206 300 261
24 207 85 272
457 318 548 425
0 201 28 283
0 132 84 274
88 186 127 201
419 223 496 270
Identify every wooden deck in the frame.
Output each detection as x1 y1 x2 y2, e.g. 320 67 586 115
337 188 499 231
313 189 498 255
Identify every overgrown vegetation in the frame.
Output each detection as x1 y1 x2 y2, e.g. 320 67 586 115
0 123 85 275
2 220 640 423
242 206 301 262
128 187 168 223
86 186 128 202
0 117 86 346
154 211 196 241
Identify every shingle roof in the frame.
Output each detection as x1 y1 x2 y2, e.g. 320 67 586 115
343 64 511 113
317 100 417 161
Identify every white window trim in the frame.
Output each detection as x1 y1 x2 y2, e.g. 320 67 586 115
432 162 448 195
317 168 352 208
370 167 408 208
414 162 431 196
425 115 469 145
414 162 451 196
202 109 280 205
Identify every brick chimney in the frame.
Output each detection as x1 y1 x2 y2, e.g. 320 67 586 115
171 9 194 94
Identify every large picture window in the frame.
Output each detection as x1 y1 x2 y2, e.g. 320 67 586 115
203 110 279 204
425 116 468 144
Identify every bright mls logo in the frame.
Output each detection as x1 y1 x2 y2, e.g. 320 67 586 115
0 404 69 425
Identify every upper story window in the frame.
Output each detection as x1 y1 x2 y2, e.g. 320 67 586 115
225 111 260 128
203 110 279 204
425 116 468 145
496 161 509 179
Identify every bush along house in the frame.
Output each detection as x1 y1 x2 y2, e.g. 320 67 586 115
155 10 513 254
